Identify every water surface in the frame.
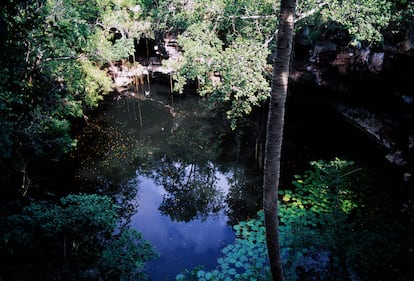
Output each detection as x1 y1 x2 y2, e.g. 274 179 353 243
75 83 262 280
72 83 395 281
131 175 235 280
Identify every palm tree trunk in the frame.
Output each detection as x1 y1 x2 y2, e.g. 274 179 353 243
263 0 296 281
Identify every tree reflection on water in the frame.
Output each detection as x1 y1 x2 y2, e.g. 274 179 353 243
73 92 262 279
144 126 226 222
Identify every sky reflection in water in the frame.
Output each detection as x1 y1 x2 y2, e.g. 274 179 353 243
130 174 235 281
82 91 257 281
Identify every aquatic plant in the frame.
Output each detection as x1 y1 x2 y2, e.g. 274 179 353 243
176 158 406 281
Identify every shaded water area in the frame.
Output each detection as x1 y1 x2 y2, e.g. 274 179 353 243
67 82 401 280
71 82 263 280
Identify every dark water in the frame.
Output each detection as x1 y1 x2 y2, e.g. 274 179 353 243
74 83 262 280
71 82 399 281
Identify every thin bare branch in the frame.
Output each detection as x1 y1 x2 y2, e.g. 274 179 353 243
295 2 328 22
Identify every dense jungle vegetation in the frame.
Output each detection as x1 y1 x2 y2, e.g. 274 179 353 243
1 0 413 280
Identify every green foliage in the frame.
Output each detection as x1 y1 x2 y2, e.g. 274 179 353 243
167 21 224 94
153 0 406 131
166 22 270 129
100 228 158 281
110 37 136 61
220 0 279 44
81 60 113 107
158 0 408 131
278 158 359 280
151 0 227 31
1 193 157 281
156 0 277 129
279 158 405 281
319 0 392 45
1 0 407 162
152 0 278 42
0 0 152 170
176 158 408 281
213 38 270 129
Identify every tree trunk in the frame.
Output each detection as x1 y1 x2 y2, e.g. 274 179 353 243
263 0 296 281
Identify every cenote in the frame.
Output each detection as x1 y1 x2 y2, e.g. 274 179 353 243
71 81 263 281
65 80 396 281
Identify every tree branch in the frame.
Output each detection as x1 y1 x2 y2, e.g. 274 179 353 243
263 2 327 47
43 54 88 62
228 15 276 19
229 3 327 22
295 2 328 22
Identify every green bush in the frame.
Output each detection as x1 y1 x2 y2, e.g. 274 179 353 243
1 193 157 281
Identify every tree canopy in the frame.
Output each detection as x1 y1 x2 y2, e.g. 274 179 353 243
0 0 152 162
1 0 412 166
157 0 413 128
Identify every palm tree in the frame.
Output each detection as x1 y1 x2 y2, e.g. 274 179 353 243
263 0 296 280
